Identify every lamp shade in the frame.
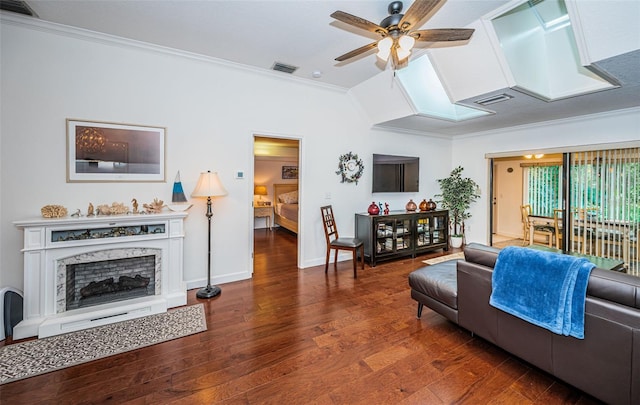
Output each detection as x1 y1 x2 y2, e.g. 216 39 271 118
398 35 415 51
192 171 228 198
254 185 268 196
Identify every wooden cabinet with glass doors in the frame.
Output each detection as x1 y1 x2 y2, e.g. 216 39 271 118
355 210 449 267
415 211 449 254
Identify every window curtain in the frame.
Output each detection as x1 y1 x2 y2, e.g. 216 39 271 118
525 165 561 217
570 147 640 275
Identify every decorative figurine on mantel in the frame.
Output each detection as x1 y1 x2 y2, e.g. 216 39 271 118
96 202 129 215
132 198 139 214
166 171 193 212
87 203 95 216
143 198 164 214
40 204 68 218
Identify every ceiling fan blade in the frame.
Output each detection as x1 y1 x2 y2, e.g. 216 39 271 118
335 42 378 62
331 10 387 35
398 0 443 31
412 28 475 42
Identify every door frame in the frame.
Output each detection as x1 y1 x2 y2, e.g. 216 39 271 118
250 132 303 274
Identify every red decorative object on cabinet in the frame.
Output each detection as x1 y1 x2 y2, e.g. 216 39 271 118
367 202 380 215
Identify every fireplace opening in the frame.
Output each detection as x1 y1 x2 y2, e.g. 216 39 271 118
66 255 156 311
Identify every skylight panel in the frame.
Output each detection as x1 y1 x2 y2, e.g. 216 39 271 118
395 55 491 122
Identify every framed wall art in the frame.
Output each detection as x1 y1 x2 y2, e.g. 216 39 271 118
67 119 166 182
281 165 298 179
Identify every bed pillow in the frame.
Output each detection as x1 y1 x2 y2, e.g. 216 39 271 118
278 190 298 204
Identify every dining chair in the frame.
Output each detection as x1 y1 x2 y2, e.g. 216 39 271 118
521 204 554 247
553 209 563 249
320 205 364 278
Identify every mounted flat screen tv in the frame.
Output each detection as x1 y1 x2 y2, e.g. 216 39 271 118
372 154 419 193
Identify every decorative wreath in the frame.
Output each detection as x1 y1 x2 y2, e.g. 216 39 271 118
335 151 364 184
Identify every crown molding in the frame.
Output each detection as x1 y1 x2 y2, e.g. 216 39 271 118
371 124 454 140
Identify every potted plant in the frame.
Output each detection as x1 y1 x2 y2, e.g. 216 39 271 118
435 166 481 248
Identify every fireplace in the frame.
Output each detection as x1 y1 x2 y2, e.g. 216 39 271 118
14 212 187 339
61 249 160 311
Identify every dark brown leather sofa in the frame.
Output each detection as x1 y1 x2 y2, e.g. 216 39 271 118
409 243 640 405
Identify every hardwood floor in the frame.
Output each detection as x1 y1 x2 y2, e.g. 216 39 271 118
0 228 601 404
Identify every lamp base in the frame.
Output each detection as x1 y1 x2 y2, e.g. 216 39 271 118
196 285 221 299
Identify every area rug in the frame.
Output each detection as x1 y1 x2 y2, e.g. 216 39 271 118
0 304 206 385
422 252 465 265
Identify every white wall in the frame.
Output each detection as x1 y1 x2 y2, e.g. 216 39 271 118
0 17 452 291
453 108 640 246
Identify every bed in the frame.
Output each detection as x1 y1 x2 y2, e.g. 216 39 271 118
273 183 298 234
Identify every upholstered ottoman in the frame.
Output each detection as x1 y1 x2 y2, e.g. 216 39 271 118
408 259 459 324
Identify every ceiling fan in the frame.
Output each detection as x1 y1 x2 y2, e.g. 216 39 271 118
331 0 474 69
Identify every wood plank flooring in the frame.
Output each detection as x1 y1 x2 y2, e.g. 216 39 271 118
1 229 602 404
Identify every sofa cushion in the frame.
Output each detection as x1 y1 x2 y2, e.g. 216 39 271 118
408 259 458 310
587 268 640 309
463 243 500 268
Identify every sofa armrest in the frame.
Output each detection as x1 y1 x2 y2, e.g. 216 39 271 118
457 260 499 344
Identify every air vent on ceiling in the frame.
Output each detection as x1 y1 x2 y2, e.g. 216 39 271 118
0 0 37 16
272 62 298 74
474 93 514 106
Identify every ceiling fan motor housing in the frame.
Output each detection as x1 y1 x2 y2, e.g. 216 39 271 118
381 1 404 30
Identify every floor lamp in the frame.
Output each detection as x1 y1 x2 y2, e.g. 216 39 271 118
191 170 228 299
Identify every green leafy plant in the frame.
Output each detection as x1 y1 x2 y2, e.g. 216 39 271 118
435 166 481 237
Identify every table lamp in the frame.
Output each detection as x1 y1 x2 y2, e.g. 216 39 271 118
191 170 228 299
254 185 268 205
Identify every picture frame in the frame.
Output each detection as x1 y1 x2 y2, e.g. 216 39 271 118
67 119 166 182
282 165 298 179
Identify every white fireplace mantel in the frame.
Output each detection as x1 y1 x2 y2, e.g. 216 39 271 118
13 211 188 339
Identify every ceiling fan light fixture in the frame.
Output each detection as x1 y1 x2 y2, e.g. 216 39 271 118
398 35 415 51
377 37 393 52
376 49 391 61
396 47 411 61
376 37 393 61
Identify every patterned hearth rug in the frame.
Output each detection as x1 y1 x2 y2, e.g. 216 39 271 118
0 304 206 385
422 252 465 265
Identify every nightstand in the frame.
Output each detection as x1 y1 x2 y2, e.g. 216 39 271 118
254 205 274 230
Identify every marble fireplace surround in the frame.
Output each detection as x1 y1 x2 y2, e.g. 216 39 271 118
13 212 188 339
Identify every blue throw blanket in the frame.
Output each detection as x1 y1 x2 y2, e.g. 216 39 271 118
489 246 595 339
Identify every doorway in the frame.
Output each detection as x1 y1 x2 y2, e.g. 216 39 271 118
492 157 527 246
253 135 300 273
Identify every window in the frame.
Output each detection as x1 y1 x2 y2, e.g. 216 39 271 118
525 164 562 217
518 147 639 275
570 148 640 274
